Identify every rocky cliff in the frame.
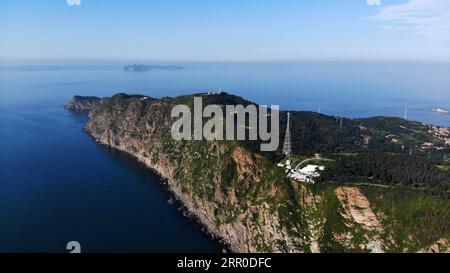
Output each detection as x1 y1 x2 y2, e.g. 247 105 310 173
67 93 450 253
65 95 101 111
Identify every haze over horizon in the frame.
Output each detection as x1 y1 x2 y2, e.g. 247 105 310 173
0 0 449 62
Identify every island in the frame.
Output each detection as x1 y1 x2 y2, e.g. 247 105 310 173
66 92 450 253
123 64 185 72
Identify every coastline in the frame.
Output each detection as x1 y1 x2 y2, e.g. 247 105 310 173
85 129 235 252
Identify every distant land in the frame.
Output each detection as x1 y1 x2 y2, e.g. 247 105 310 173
124 64 185 72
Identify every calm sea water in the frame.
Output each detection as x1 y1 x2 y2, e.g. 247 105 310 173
0 62 449 252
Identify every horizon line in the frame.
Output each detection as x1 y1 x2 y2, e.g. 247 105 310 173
1 57 450 65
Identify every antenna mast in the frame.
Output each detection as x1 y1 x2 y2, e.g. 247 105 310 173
282 112 292 157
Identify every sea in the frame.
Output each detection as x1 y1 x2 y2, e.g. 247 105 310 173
0 61 449 252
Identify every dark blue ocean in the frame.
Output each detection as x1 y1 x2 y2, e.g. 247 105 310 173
0 62 449 252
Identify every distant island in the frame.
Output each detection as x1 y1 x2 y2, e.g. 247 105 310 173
124 64 185 72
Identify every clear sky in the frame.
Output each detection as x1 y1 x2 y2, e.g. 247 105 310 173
0 0 449 62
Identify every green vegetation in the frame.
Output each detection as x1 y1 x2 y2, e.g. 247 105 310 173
361 186 450 252
318 152 450 194
286 113 450 160
78 92 450 253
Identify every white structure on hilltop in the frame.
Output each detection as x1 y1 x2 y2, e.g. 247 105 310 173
286 164 324 184
299 165 325 176
277 113 326 184
277 159 325 184
206 90 227 95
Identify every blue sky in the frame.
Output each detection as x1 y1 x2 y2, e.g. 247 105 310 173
0 0 449 62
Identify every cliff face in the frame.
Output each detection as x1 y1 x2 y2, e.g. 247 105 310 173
71 93 449 253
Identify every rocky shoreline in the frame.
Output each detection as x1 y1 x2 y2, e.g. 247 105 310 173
97 140 231 251
86 131 238 251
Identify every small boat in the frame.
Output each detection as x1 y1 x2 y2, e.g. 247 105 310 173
432 108 449 114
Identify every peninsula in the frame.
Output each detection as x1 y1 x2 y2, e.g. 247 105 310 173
66 92 450 253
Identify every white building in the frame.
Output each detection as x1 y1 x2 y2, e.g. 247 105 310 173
277 160 325 184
